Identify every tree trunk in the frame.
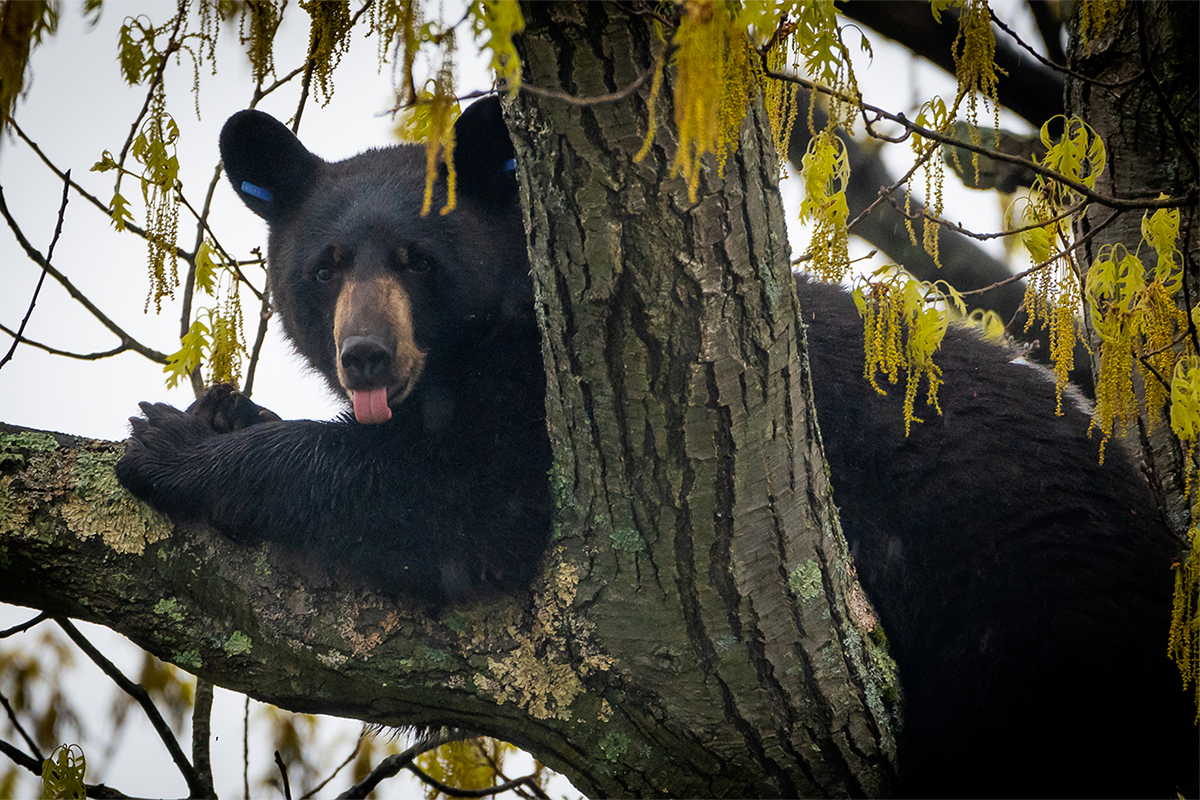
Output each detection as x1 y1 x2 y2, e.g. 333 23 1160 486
1065 0 1199 534
506 3 897 795
0 4 897 797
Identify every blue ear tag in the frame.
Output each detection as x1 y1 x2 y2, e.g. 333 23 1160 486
241 181 274 202
501 158 517 174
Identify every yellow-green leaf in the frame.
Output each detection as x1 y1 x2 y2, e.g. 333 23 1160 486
108 191 133 232
41 744 85 800
1171 356 1200 442
163 319 209 389
194 240 218 296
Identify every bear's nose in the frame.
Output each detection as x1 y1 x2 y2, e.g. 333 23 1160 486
340 335 392 385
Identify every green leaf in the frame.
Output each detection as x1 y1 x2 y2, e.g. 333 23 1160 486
1170 356 1200 442
117 20 147 84
470 0 525 93
194 241 218 296
107 191 133 232
163 319 209 389
41 744 86 800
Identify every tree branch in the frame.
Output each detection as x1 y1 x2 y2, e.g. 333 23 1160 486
839 0 1064 126
0 169 69 371
0 186 170 364
53 618 206 798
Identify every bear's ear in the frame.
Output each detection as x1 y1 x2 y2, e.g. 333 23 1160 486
219 110 321 223
452 96 518 204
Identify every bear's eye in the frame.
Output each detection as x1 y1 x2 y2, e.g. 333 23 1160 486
315 266 334 283
408 254 434 273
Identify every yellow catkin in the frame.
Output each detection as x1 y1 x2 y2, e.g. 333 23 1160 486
857 278 947 436
1170 442 1200 721
763 33 800 176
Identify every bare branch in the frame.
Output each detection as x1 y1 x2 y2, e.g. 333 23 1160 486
0 169 69 371
336 729 468 800
0 611 49 639
299 734 362 799
519 59 659 107
988 9 1144 90
0 323 148 361
191 679 215 798
0 187 170 364
954 207 1124 299
6 118 193 262
0 691 43 763
275 750 293 800
405 761 550 799
53 618 206 799
242 277 273 398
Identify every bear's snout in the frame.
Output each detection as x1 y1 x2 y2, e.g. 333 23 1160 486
340 335 394 385
333 275 426 423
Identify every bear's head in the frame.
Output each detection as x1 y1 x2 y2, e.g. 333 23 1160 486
219 97 529 424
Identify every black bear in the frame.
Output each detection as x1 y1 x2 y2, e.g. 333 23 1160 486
115 97 1196 797
117 98 552 603
798 282 1197 798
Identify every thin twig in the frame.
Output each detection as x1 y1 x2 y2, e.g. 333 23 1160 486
0 736 151 800
275 750 293 800
955 207 1124 298
0 187 170 364
242 695 250 800
0 738 41 776
6 117 193 262
336 729 468 799
0 188 170 364
0 691 43 762
474 739 551 800
844 137 938 234
191 679 215 798
880 186 1090 242
0 611 49 639
0 170 70 371
520 59 659 107
0 323 143 360
988 9 1143 90
404 761 549 799
242 269 273 398
299 734 363 799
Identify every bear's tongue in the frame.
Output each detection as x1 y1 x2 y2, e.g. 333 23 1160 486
352 388 392 424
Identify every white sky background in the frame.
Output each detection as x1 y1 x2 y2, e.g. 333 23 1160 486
0 2 1034 797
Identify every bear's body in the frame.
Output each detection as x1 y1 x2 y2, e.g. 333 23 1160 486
799 281 1195 797
116 98 1196 797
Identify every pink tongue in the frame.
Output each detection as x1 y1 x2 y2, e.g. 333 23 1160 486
352 388 392 424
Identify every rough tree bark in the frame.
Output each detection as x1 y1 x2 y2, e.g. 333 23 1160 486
0 3 896 796
1066 0 1199 533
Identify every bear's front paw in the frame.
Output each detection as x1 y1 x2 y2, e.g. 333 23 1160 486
187 382 281 435
115 401 212 514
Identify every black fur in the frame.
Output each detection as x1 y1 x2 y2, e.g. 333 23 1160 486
115 97 1197 796
118 98 550 602
799 280 1195 797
